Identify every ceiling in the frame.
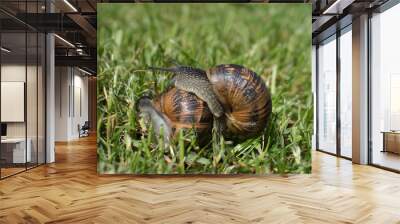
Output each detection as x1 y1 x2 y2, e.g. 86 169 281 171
312 0 390 44
0 0 97 75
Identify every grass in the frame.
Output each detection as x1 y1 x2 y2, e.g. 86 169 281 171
97 3 312 174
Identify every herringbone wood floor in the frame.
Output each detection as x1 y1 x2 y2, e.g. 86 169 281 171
1 135 400 224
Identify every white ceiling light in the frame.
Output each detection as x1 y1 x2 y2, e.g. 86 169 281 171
1 47 11 53
323 0 355 15
63 0 78 12
76 48 85 55
78 67 93 76
54 34 75 48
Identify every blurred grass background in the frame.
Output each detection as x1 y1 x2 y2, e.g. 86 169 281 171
97 4 312 174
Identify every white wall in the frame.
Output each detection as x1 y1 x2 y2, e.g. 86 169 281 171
1 65 26 140
1 65 25 81
1 65 26 127
55 67 69 141
1 65 37 137
54 67 89 141
1 63 46 164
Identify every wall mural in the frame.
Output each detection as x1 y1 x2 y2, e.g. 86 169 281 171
97 3 312 174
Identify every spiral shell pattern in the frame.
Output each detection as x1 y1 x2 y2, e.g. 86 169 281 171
206 64 272 140
153 87 213 141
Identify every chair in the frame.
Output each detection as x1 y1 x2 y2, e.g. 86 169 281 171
79 121 90 138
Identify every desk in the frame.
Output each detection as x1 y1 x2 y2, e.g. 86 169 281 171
1 138 32 163
382 131 400 154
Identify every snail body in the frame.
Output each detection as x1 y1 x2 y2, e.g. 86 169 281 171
138 87 213 144
141 64 272 142
149 66 224 117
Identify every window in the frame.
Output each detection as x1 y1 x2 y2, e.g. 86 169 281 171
370 3 400 171
339 27 352 158
0 2 46 179
317 35 337 154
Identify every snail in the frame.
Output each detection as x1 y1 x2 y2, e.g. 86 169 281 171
139 64 272 142
137 87 213 144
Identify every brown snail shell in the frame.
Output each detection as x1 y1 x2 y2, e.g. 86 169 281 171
146 64 272 142
206 64 272 140
152 87 213 143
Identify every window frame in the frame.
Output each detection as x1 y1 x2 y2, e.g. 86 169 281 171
315 22 353 161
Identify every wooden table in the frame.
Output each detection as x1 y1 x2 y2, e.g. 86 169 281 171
381 131 400 154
